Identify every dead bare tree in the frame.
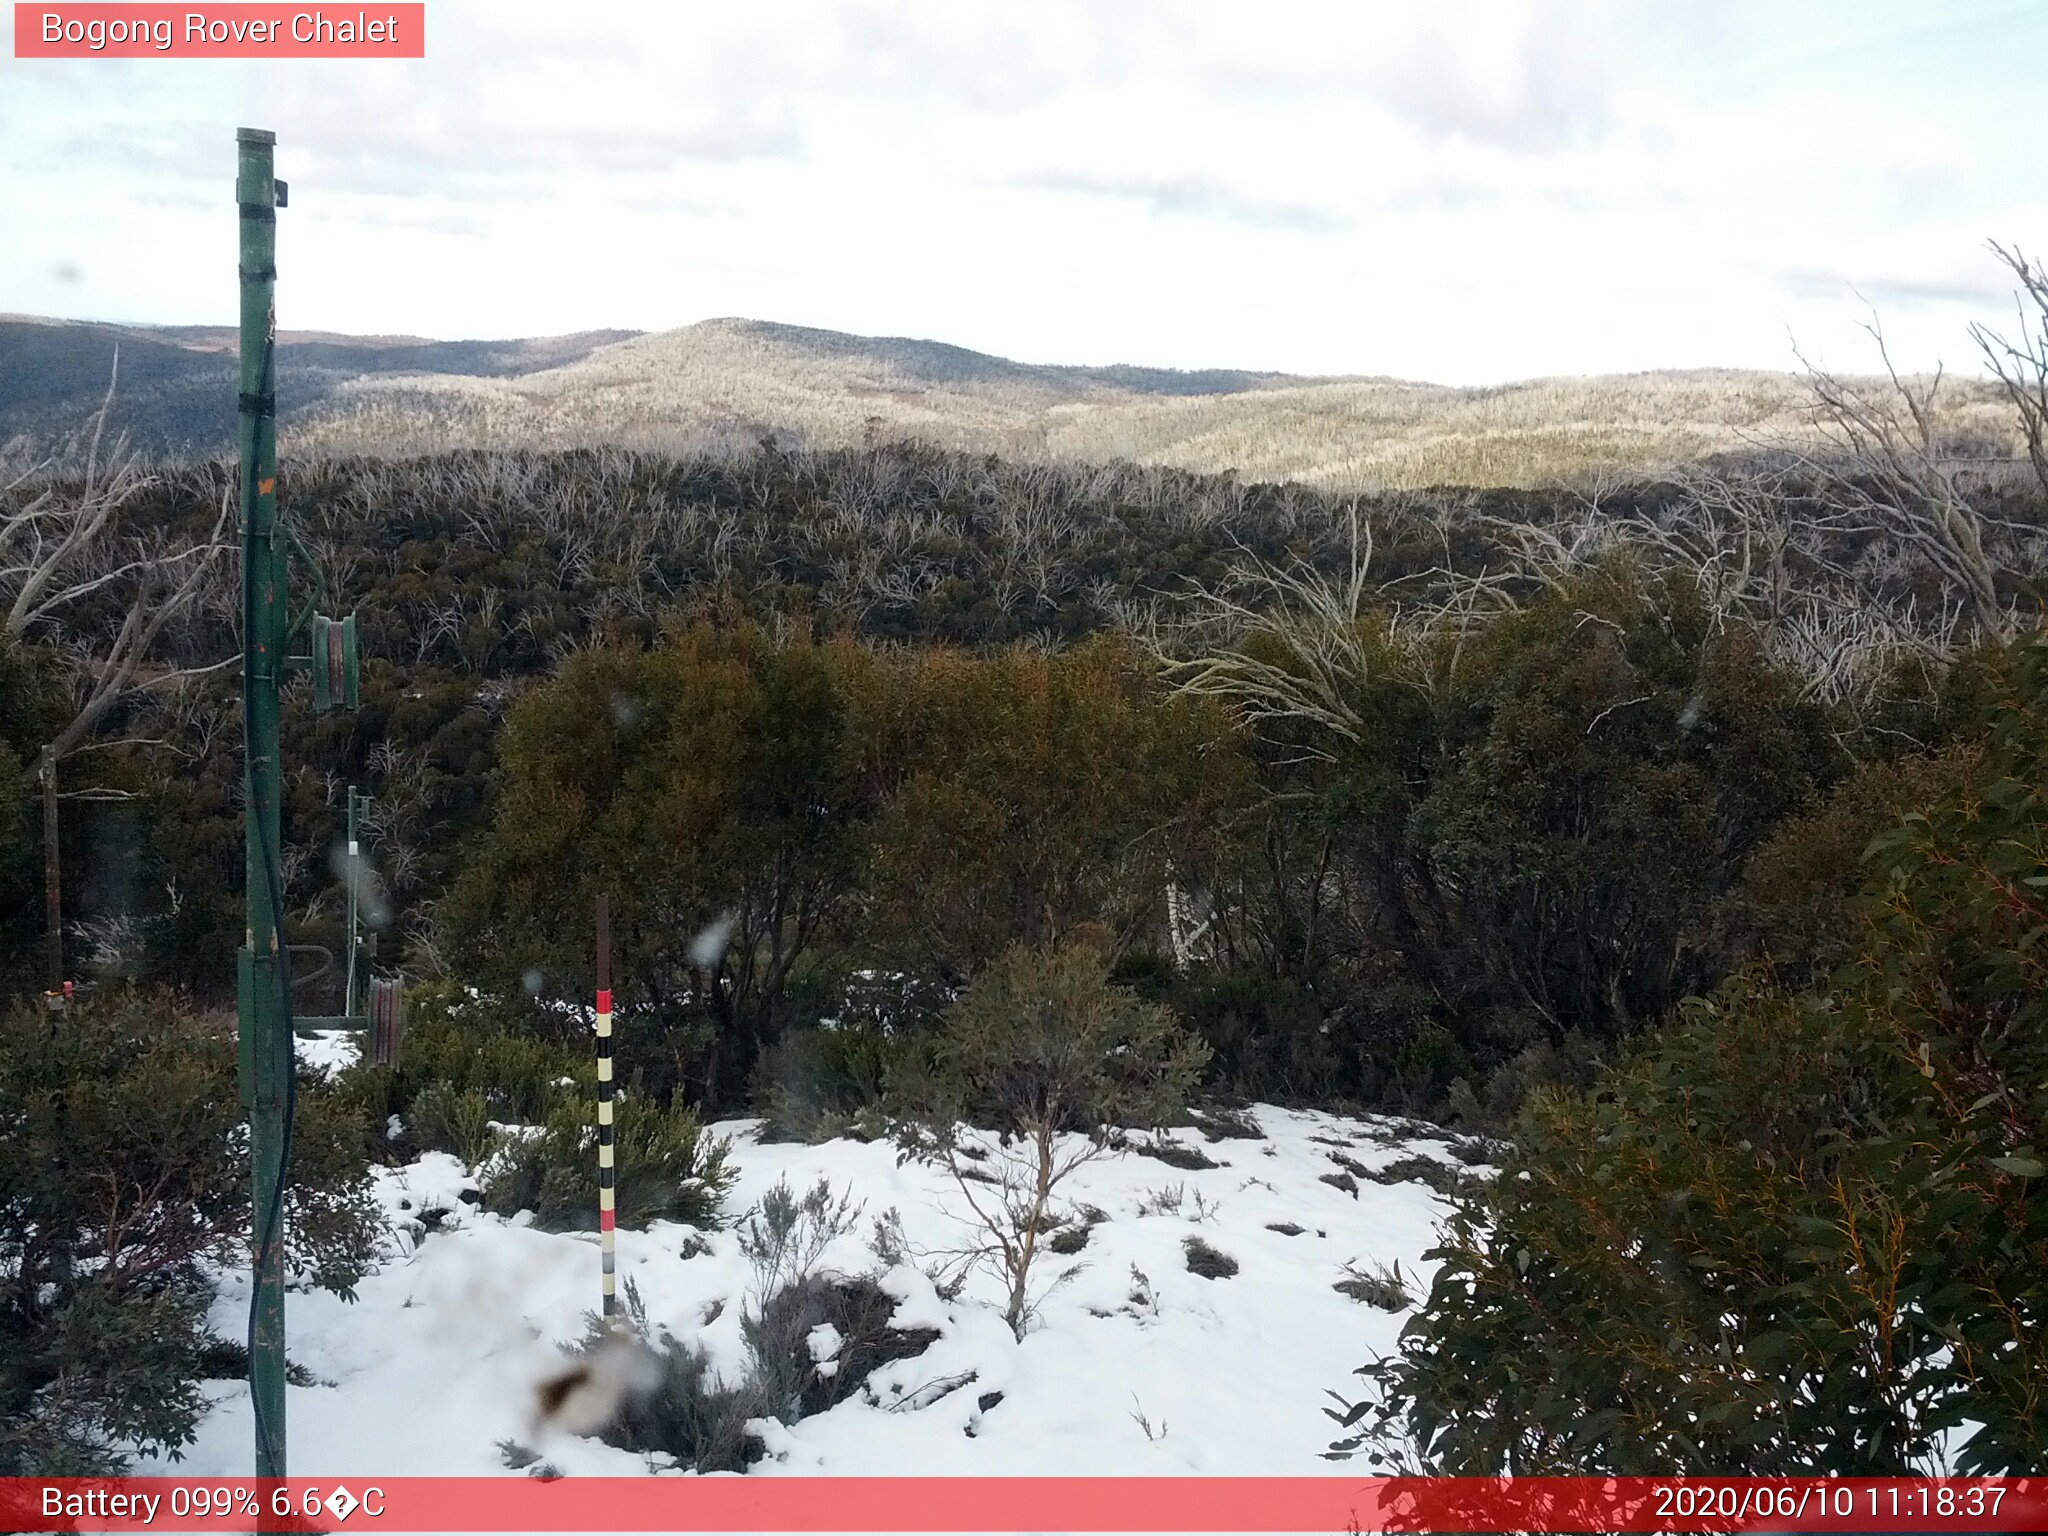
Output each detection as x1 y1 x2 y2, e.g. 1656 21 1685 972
1971 240 2048 503
1789 317 2018 644
0 361 231 989
1387 294 2045 714
1147 506 1383 760
1433 465 1989 712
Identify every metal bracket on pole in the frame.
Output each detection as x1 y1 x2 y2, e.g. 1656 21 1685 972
345 786 368 1019
294 977 405 1067
286 612 360 711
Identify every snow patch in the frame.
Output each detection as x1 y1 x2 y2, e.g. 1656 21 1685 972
139 1104 1465 1477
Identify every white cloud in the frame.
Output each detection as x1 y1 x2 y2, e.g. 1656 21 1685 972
2 0 2043 382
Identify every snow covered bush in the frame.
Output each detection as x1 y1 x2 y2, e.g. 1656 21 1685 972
892 940 1209 1336
741 1273 939 1422
588 1287 766 1473
727 1177 941 1422
571 1183 940 1472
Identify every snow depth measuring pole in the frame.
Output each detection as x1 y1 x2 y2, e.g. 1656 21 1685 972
596 895 618 1316
236 126 386 1484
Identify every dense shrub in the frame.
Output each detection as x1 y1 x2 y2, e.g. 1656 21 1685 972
1400 573 1838 1037
751 968 958 1142
443 614 876 1109
753 1023 898 1143
480 1097 733 1232
1337 636 2048 1474
1171 566 1849 1114
329 982 587 1160
1735 740 1987 986
19 443 2031 1043
589 1289 764 1473
1155 972 1334 1101
855 635 1248 982
0 991 379 1472
404 1084 503 1168
0 638 57 991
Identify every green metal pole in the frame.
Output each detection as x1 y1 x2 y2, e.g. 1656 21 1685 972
235 125 289 1483
344 787 360 1019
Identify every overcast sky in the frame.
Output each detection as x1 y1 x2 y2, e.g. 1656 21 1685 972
3 0 2043 384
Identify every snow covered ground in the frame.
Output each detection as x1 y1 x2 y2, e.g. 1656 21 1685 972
143 1099 1482 1479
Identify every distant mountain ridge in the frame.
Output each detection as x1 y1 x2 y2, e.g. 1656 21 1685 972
0 312 2015 489
703 317 1330 396
0 315 640 460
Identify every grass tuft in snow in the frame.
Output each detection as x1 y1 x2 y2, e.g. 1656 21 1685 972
1359 1155 1483 1200
1333 1259 1412 1312
1131 1137 1221 1170
1187 1106 1266 1141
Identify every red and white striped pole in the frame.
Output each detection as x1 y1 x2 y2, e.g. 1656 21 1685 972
595 894 616 1317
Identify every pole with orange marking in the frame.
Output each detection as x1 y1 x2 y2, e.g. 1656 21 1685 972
595 894 616 1317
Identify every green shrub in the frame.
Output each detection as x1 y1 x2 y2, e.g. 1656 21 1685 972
1735 741 1986 985
481 1097 733 1232
753 1022 898 1144
405 1084 503 1168
1178 564 1848 1123
0 991 378 1472
444 615 875 1110
1336 637 2048 1475
1337 988 1987 1472
894 941 1209 1334
334 984 584 1129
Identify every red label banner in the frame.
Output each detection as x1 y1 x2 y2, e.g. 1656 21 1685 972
2 1476 2045 1533
14 5 426 58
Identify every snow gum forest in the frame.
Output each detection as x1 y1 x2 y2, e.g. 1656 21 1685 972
4 278 2048 1479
